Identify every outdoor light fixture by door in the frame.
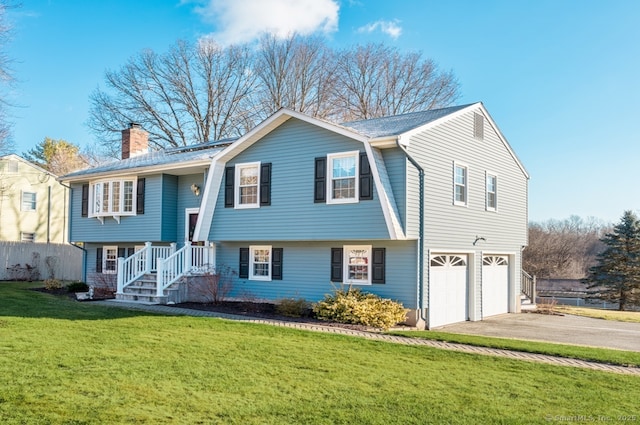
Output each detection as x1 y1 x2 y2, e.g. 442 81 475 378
190 183 201 197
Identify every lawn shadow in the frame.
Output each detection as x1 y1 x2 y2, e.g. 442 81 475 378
0 282 162 321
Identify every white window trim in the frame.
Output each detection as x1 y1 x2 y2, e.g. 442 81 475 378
453 162 468 207
327 151 360 205
89 177 137 220
486 172 497 212
234 162 261 209
103 245 118 274
21 191 36 212
343 245 372 285
249 245 272 281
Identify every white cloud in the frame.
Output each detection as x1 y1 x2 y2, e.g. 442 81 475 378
193 0 340 45
357 19 402 39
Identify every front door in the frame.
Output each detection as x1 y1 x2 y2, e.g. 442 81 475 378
186 208 203 246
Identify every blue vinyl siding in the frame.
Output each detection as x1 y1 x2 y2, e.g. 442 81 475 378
209 119 390 241
380 148 407 234
70 174 168 243
216 240 418 308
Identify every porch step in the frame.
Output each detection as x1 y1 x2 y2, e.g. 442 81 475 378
520 293 536 311
116 272 180 305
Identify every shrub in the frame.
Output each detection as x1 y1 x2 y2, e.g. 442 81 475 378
189 265 237 304
276 298 311 317
43 279 63 290
66 281 90 293
313 287 408 330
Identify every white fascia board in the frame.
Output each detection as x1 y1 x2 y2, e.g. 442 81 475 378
216 108 369 163
362 144 405 240
193 158 225 242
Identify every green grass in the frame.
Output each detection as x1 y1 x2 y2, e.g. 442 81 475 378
554 305 640 323
388 330 640 367
1 282 639 424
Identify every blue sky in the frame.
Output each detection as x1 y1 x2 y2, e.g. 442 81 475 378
6 0 640 224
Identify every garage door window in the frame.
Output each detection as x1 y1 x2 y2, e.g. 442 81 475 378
431 255 467 267
483 256 508 266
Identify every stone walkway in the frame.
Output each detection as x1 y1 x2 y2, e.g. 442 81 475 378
95 300 640 376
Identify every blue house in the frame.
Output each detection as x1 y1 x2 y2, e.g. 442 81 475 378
62 103 530 328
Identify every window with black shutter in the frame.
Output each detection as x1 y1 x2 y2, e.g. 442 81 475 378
136 178 145 214
239 247 249 278
314 157 326 203
371 247 386 284
81 184 89 217
96 248 103 273
359 152 373 201
225 166 235 208
330 248 343 282
272 247 283 280
260 163 271 206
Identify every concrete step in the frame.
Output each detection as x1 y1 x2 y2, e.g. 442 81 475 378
116 293 168 304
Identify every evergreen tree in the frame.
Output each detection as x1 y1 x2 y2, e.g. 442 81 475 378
584 210 640 310
22 137 89 176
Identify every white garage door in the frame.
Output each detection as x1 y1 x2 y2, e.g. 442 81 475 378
429 254 468 328
482 255 509 317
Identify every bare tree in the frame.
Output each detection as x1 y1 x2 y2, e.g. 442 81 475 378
0 1 18 153
88 36 461 153
330 43 460 122
523 215 609 279
88 40 257 157
254 33 335 119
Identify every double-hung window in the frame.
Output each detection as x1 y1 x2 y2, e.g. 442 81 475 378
453 163 467 206
103 246 118 274
344 245 371 285
250 245 271 281
486 173 497 211
90 178 136 218
235 162 260 208
21 192 36 211
327 151 359 204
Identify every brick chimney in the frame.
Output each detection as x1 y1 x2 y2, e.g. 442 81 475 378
121 123 149 159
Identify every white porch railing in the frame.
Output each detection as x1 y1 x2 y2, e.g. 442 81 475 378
156 241 216 297
116 242 215 297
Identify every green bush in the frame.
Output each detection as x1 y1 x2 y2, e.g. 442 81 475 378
276 298 311 317
66 281 90 293
313 287 408 330
43 279 63 290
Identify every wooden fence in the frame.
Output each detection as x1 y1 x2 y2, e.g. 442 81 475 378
0 242 83 281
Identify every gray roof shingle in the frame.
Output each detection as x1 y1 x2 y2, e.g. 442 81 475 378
340 104 474 138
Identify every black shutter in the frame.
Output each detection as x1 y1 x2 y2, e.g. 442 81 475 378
117 248 125 259
81 184 89 217
239 247 249 279
372 248 386 284
330 248 343 282
225 166 235 208
127 247 135 257
136 178 145 214
359 152 373 201
96 248 103 273
260 163 271 206
272 248 283 280
314 157 326 203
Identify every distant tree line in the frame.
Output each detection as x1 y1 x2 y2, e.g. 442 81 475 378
523 215 609 280
87 33 460 158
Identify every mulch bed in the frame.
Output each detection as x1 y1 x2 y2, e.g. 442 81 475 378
171 301 382 331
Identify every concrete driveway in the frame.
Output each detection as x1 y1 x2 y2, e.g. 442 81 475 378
439 313 640 352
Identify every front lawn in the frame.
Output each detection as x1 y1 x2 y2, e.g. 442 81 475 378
1 282 639 424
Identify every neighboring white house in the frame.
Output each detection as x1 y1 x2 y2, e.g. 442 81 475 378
0 154 69 244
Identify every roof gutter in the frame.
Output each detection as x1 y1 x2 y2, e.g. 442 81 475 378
396 137 427 327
